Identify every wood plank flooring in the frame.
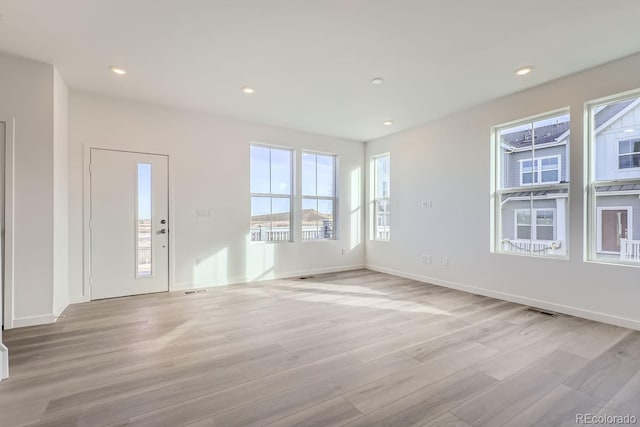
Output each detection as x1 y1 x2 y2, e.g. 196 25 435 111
1 270 639 426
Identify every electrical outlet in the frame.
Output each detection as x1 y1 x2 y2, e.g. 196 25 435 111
421 200 433 209
442 257 449 266
421 254 431 264
341 248 346 256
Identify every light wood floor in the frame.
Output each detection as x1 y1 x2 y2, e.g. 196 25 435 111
1 270 639 427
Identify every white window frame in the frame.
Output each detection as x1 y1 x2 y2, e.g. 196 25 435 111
587 90 640 266
371 153 390 241
518 155 561 186
492 108 570 258
514 208 557 241
301 151 337 241
617 139 640 171
250 144 294 243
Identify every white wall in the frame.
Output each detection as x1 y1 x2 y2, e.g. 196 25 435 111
68 91 365 301
365 52 640 330
53 67 69 317
0 53 57 327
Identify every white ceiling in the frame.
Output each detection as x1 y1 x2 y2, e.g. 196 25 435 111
1 0 640 141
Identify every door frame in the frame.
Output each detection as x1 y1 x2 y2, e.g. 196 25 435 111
1 115 16 331
596 206 632 254
83 145 174 302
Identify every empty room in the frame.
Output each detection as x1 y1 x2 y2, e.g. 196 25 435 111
1 1 640 426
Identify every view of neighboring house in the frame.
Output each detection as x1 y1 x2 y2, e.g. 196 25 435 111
593 97 640 261
499 114 570 256
499 96 640 261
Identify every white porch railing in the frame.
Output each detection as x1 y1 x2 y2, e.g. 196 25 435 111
620 239 640 262
501 239 564 255
251 223 334 242
251 228 290 242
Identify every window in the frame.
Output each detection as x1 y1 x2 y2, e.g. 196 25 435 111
250 145 293 242
136 163 152 277
371 153 390 240
493 110 569 257
302 152 336 240
618 139 640 169
515 209 556 241
519 155 561 185
587 92 640 264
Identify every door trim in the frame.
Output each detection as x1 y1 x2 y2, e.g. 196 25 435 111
82 145 174 303
1 116 16 330
596 206 632 254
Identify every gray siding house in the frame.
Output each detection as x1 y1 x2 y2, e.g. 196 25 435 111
499 99 640 261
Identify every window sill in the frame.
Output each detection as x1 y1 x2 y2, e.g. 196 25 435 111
492 250 569 261
584 258 640 269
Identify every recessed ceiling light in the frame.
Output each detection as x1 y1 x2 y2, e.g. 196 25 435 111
241 86 255 94
371 77 384 85
624 129 635 133
515 66 534 76
109 66 127 75
383 120 394 126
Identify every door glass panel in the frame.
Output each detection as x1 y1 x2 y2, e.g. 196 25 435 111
137 163 152 277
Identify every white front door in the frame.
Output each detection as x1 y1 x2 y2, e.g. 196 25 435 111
90 149 169 300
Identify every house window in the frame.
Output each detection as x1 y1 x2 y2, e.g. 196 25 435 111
519 155 561 185
587 92 640 264
493 110 569 257
515 209 556 241
371 153 390 241
250 145 293 242
302 152 337 240
618 139 640 169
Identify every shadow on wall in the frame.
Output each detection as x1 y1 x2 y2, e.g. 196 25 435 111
188 168 364 288
188 233 275 290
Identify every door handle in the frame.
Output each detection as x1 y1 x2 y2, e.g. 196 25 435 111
161 219 167 224
159 229 167 234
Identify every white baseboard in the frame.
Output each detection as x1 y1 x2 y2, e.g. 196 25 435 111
173 264 366 291
365 264 640 331
53 300 69 318
69 296 90 304
12 314 57 328
0 343 8 380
